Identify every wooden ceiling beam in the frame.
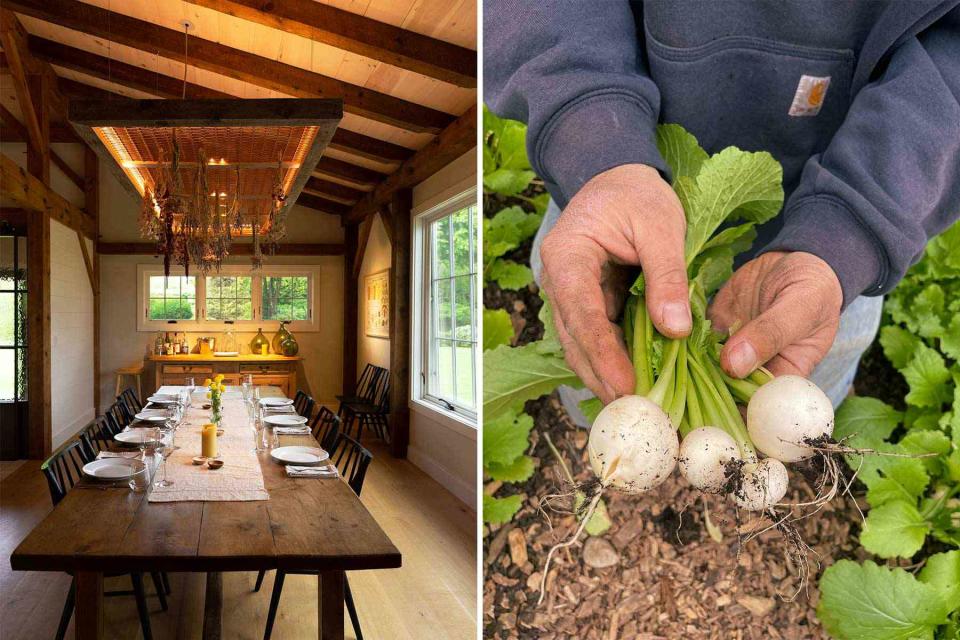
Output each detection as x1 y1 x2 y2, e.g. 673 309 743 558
296 192 351 216
0 152 96 237
304 177 365 203
0 123 80 143
5 0 455 134
346 104 476 224
1 10 44 152
184 0 476 88
4 96 83 190
29 36 231 100
97 241 344 256
25 41 415 165
313 157 387 188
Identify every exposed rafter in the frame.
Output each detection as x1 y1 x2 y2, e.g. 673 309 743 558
304 177 366 204
22 39 415 165
346 104 477 224
5 0 455 134
185 0 476 88
0 152 96 237
314 157 388 188
296 192 351 217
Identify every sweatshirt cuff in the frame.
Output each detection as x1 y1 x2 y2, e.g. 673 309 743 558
761 195 886 309
534 91 668 207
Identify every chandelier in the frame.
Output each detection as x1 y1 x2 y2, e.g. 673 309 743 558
69 98 343 275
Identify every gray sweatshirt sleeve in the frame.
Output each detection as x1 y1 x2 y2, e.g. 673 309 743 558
483 0 668 206
763 10 960 307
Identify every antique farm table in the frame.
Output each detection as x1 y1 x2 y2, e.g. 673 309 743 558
10 386 401 640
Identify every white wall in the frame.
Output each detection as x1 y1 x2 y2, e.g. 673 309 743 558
50 220 96 448
356 213 392 371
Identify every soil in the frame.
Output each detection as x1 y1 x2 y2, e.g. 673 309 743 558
482 188 894 639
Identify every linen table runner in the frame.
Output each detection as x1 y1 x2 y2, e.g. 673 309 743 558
148 387 269 502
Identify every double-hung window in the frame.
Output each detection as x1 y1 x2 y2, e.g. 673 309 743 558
413 189 478 424
137 265 319 332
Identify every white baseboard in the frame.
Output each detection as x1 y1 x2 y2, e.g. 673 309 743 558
407 444 476 508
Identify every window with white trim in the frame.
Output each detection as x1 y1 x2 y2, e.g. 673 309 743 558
137 265 319 332
413 189 478 422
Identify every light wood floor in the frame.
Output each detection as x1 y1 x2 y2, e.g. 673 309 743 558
0 439 477 639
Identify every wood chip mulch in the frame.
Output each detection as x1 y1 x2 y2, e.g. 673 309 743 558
483 395 870 640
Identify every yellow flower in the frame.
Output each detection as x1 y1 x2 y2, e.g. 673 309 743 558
203 378 212 387
218 383 226 393
206 391 212 399
215 374 225 382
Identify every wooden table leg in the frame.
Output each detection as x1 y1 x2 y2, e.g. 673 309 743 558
74 571 103 640
203 572 223 640
318 570 345 640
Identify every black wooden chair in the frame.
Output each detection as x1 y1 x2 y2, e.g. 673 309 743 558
103 405 125 436
108 399 133 429
256 433 374 640
335 364 385 413
310 406 341 452
79 416 114 459
293 390 315 419
41 440 166 640
121 386 143 414
341 374 390 443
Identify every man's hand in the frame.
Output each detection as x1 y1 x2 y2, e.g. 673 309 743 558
709 251 843 378
540 164 691 404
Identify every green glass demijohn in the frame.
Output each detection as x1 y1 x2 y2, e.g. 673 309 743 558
272 320 292 354
280 333 299 356
250 328 270 355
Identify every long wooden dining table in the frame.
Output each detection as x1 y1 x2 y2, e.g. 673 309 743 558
10 386 402 640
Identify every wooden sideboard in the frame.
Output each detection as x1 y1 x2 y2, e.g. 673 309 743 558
147 354 301 398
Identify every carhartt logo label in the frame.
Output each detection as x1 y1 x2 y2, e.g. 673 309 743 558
789 75 831 117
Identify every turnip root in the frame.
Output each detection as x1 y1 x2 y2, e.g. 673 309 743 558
678 427 741 493
747 375 834 462
588 396 678 494
731 458 789 511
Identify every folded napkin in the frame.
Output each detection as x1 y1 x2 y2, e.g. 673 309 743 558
97 451 141 459
286 465 338 478
264 405 296 414
274 426 311 435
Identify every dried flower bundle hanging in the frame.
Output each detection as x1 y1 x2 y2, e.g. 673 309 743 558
138 132 287 275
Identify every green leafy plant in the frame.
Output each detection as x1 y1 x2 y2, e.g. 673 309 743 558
482 107 546 291
819 221 960 639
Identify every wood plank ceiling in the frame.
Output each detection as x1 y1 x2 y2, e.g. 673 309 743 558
0 0 476 223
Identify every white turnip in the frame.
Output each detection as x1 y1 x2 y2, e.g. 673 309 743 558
588 395 678 494
747 375 834 463
678 426 741 493
730 458 789 511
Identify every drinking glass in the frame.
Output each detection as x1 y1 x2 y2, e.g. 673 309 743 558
241 374 253 402
185 377 196 404
251 403 266 453
154 427 174 488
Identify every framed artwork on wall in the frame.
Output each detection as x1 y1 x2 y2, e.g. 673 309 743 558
365 269 390 338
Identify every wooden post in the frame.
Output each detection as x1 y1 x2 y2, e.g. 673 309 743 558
25 73 50 185
342 224 358 396
388 188 412 458
318 570 345 640
85 147 101 414
26 210 51 459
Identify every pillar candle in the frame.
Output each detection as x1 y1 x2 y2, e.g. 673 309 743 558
201 423 218 458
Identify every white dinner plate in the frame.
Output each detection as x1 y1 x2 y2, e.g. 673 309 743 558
270 446 329 466
135 410 169 422
114 430 162 445
147 395 178 404
264 414 309 427
82 458 145 480
259 397 294 407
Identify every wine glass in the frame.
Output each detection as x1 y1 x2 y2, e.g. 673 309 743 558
154 427 174 488
184 377 195 404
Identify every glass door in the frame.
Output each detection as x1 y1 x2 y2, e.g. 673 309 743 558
0 221 28 459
